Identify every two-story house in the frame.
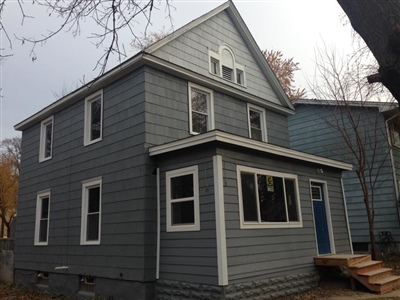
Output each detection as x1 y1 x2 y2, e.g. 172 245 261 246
289 99 400 253
14 2 353 299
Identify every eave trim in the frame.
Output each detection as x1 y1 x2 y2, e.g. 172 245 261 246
149 131 353 171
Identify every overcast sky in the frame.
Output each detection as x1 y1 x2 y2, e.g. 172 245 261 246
0 0 353 140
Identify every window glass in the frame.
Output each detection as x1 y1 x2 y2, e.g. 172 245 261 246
81 178 102 244
249 109 263 141
189 84 213 135
90 99 102 140
44 123 52 158
39 197 49 243
35 192 50 245
166 166 199 232
238 167 301 227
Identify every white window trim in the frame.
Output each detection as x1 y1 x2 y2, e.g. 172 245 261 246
84 90 103 146
81 177 102 245
188 82 215 135
34 190 51 246
39 116 54 162
166 165 200 232
247 103 268 142
236 165 302 229
208 45 246 87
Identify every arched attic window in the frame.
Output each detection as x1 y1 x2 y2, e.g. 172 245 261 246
209 45 245 86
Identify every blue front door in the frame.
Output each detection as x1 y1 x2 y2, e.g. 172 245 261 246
311 183 331 255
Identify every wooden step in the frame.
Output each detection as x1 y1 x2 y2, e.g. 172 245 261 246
349 260 382 273
370 275 400 294
358 268 392 282
314 254 371 267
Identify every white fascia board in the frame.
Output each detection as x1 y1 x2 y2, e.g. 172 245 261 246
15 53 145 131
145 2 230 54
143 55 295 116
149 131 353 171
226 2 294 111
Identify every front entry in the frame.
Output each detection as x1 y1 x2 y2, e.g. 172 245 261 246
311 182 331 255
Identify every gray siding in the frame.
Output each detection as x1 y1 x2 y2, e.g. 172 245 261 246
15 67 157 282
157 150 218 285
288 104 400 244
218 148 351 283
144 67 289 147
152 10 281 106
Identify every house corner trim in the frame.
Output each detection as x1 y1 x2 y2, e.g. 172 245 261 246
213 155 228 286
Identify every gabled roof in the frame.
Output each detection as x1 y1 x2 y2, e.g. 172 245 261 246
15 1 294 131
146 1 294 111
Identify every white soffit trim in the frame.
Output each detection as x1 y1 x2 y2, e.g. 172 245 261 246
149 131 353 171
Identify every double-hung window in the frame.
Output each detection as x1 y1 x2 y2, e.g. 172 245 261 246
389 120 400 148
188 83 214 135
81 178 102 245
39 116 54 162
35 190 50 245
237 166 302 228
166 166 200 232
84 90 103 146
247 104 267 142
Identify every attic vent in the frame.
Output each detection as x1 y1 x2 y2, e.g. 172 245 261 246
222 66 233 81
208 45 245 86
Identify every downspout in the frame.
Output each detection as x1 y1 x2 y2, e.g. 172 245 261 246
341 177 354 254
156 168 160 279
385 113 400 226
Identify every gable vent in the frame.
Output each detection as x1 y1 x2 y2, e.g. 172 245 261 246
222 66 233 81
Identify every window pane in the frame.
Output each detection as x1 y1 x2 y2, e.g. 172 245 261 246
39 219 48 242
90 99 101 140
191 91 208 113
192 112 208 134
258 175 287 222
249 110 261 129
251 128 263 141
87 214 99 241
41 197 49 219
45 123 52 158
172 201 194 225
311 186 322 200
88 187 100 213
171 174 193 199
285 179 299 221
240 173 258 222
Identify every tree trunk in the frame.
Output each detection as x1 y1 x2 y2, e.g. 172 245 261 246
337 0 400 103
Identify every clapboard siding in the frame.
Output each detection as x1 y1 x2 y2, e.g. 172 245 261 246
144 67 290 148
289 104 400 244
157 150 218 285
218 148 351 283
152 10 280 105
15 67 160 282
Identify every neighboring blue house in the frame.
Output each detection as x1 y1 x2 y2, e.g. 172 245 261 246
289 99 400 253
14 2 353 300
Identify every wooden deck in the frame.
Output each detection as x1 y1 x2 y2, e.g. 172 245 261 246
314 254 371 267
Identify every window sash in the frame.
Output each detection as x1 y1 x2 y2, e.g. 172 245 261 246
39 117 53 162
84 91 103 146
81 178 102 245
237 166 301 228
35 192 50 245
166 166 200 232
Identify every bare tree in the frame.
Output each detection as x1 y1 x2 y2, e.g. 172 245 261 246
263 49 306 101
337 0 400 104
309 43 396 259
0 137 21 238
0 0 173 75
131 29 169 51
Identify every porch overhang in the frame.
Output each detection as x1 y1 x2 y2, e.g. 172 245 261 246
149 130 353 171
